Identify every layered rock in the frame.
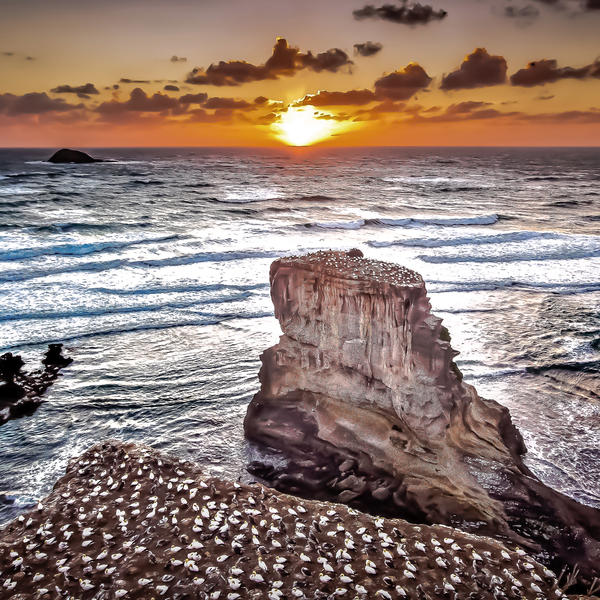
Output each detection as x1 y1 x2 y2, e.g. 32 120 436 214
244 250 600 585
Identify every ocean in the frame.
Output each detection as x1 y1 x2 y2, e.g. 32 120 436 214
0 146 598 524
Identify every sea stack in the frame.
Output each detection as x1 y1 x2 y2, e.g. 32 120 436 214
244 250 600 583
47 148 100 163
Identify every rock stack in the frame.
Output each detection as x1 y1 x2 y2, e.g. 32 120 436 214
244 250 600 584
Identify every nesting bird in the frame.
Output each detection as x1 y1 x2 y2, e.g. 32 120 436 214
0 441 569 599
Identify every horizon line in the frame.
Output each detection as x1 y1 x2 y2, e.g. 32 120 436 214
1 145 600 150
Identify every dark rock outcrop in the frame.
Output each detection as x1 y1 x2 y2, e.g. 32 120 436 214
47 148 100 163
0 344 72 425
244 250 600 585
0 440 567 599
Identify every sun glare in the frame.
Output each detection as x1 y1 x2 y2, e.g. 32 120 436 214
271 106 349 146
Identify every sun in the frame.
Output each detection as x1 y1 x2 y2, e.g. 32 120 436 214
271 106 350 146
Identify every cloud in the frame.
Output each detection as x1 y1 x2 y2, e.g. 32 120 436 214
510 58 600 86
295 89 377 106
586 0 600 8
164 84 180 92
120 78 152 84
353 3 447 25
96 88 179 116
186 38 352 86
254 96 269 105
504 5 540 19
178 92 209 105
203 97 253 109
440 48 507 90
354 42 383 57
2 52 15 57
50 83 99 99
171 55 187 63
0 92 82 115
374 63 432 100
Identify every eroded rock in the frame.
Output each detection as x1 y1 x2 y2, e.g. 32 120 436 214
244 250 600 585
0 344 72 426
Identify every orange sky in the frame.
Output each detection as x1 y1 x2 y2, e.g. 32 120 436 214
1 0 599 146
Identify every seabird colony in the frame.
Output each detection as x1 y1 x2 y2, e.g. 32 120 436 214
0 441 567 599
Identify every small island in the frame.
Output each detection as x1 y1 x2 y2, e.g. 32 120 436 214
47 148 101 163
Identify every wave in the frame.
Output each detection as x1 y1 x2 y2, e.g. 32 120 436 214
0 292 252 324
131 179 165 185
1 311 272 353
368 230 561 249
0 234 183 262
0 222 153 233
419 246 600 264
546 199 593 208
306 214 499 231
428 279 600 295
525 175 579 181
0 249 283 284
0 186 40 196
91 282 269 296
309 219 365 230
526 360 600 375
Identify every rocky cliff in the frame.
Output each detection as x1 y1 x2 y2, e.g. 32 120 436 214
244 250 600 585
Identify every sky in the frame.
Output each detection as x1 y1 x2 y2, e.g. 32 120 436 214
1 0 599 146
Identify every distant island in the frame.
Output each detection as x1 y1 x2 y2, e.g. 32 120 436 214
47 148 100 164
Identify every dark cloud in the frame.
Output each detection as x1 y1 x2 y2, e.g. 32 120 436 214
295 89 377 106
445 101 493 114
170 55 187 63
178 92 209 105
504 5 540 18
510 58 600 86
441 48 507 90
353 3 447 25
203 97 252 109
352 100 407 120
374 63 432 100
51 83 99 99
120 78 152 84
164 84 180 92
354 42 383 57
96 88 179 115
0 92 82 115
254 96 269 105
186 38 352 86
586 0 600 8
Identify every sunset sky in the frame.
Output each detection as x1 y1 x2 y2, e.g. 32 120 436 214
1 0 599 146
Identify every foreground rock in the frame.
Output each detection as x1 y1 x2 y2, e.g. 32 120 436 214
0 441 567 599
244 250 600 585
47 148 100 163
0 344 73 426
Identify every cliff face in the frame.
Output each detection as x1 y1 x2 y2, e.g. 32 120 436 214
244 250 600 583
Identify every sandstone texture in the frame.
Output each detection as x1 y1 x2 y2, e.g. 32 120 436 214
244 250 600 585
0 441 568 599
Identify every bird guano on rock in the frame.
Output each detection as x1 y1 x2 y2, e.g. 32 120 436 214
0 440 567 599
